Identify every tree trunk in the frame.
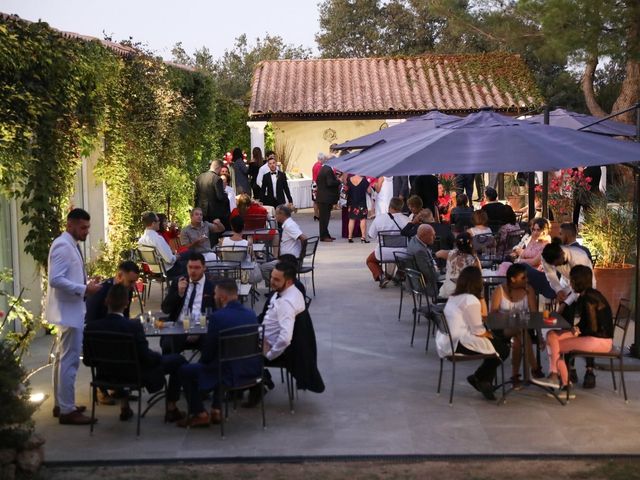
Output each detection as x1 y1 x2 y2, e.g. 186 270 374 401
610 0 640 124
581 54 608 118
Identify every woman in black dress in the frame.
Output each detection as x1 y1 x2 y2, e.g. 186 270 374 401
346 174 370 243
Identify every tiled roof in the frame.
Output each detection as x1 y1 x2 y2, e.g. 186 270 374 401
249 53 543 120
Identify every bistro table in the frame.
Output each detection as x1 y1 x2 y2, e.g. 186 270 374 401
481 269 505 301
486 310 571 405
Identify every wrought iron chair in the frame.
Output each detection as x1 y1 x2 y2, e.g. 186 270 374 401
393 251 417 320
298 236 319 296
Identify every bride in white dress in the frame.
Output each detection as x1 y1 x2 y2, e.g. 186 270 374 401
374 176 393 218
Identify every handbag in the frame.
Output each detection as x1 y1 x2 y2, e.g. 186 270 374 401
388 213 417 237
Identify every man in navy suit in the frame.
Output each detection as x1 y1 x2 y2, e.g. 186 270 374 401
177 279 262 428
260 156 293 208
84 284 187 423
160 252 215 354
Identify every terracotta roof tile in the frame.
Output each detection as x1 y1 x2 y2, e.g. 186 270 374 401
249 53 543 119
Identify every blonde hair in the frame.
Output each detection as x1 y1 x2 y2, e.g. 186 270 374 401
237 194 252 216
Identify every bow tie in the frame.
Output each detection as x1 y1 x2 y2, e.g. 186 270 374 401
270 172 277 175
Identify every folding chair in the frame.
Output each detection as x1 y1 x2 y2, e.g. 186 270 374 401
136 246 170 301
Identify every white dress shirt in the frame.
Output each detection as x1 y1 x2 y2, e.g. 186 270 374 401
138 228 176 270
368 211 409 260
263 284 305 360
179 275 206 318
436 294 495 357
256 163 279 188
280 217 304 258
541 245 594 304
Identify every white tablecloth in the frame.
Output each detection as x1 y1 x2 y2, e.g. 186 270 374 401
288 178 313 209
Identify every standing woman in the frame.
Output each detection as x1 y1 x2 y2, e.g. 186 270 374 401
346 174 370 243
436 266 510 400
374 175 393 218
232 147 250 195
248 147 263 199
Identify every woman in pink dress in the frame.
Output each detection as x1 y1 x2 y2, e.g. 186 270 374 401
497 218 550 275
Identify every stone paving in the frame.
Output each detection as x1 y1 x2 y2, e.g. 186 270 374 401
23 209 640 462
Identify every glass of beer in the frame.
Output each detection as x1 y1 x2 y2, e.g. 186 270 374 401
182 312 190 331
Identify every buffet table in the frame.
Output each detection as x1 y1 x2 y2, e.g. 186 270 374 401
288 177 313 209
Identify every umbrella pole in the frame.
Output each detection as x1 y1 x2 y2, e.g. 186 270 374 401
528 172 536 221
542 106 550 219
630 105 640 357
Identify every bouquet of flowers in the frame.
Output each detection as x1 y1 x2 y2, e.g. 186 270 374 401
548 168 592 220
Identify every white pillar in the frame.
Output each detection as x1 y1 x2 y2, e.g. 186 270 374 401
247 121 268 156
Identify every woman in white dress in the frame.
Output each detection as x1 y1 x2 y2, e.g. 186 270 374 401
374 175 393 218
436 265 510 400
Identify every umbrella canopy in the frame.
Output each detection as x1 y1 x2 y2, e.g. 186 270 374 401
333 111 459 150
326 110 640 177
525 108 637 137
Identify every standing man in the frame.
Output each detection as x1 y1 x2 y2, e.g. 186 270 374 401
194 159 230 229
260 156 293 208
256 151 276 190
315 156 342 242
311 152 325 221
48 208 101 425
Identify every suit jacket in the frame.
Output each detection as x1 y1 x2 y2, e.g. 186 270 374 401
407 237 440 298
410 175 439 216
46 232 87 329
315 164 341 204
194 170 230 223
161 277 215 322
198 301 263 389
260 171 293 207
259 290 325 393
85 278 133 324
232 159 250 194
393 176 409 199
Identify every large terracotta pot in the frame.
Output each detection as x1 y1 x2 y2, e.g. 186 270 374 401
593 264 636 314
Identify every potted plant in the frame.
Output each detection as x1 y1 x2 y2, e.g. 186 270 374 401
504 172 524 210
548 168 592 223
581 184 637 313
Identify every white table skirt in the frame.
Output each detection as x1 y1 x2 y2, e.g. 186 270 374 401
288 178 313 209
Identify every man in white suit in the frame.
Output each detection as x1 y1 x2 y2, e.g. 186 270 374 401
48 208 101 425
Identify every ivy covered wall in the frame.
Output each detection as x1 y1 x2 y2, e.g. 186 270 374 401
0 16 221 275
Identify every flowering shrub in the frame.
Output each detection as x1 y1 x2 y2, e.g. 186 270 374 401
548 168 592 219
438 173 457 194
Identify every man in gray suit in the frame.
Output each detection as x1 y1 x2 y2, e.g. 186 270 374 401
48 208 101 425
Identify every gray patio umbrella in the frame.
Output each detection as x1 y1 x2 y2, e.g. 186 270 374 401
326 110 640 177
525 108 637 137
333 111 459 150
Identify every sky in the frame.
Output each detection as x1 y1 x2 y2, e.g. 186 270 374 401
0 0 320 60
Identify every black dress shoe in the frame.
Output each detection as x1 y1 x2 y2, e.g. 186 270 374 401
53 405 86 418
242 385 267 408
119 407 134 422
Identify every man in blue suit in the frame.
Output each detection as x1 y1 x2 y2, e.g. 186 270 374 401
177 279 262 428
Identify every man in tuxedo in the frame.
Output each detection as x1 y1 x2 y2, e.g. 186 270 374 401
48 208 102 425
315 158 342 242
177 279 262 427
84 284 187 423
194 159 230 229
160 252 215 354
260 156 293 208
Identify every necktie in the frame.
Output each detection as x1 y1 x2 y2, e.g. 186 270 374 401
76 244 87 282
187 282 198 312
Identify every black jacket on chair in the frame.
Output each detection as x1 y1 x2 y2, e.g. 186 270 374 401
194 170 230 223
315 165 341 205
260 171 293 207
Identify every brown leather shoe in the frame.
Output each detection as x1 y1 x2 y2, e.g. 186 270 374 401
210 409 222 425
177 412 210 428
59 410 97 425
53 405 86 418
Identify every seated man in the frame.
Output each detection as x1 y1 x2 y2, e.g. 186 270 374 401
177 279 262 427
84 284 186 423
85 260 140 324
160 252 215 354
179 207 225 260
365 196 409 288
138 211 185 277
481 187 514 225
260 204 307 283
559 222 593 263
406 224 441 292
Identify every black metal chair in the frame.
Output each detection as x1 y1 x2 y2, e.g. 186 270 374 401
432 310 505 406
566 300 633 402
217 324 266 438
205 260 241 282
393 251 417 320
215 245 249 263
377 230 408 278
404 268 443 349
136 246 170 301
298 236 319 296
252 228 279 263
83 331 148 436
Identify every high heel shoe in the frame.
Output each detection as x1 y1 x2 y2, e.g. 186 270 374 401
348 238 354 243
361 238 370 243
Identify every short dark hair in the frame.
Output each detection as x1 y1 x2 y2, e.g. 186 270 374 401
118 260 140 275
276 204 292 218
542 238 565 265
67 208 90 221
456 193 468 207
388 197 404 212
187 252 206 265
141 211 158 227
215 278 238 296
274 261 297 281
484 187 498 201
570 264 593 293
230 215 244 233
560 222 577 237
106 283 130 312
278 253 299 272
453 266 483 299
232 147 243 161
455 232 474 255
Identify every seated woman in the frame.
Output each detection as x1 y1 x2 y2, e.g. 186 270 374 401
436 232 481 298
407 195 435 224
495 209 522 255
497 218 550 275
157 214 181 253
230 194 279 256
221 215 250 249
533 265 614 394
468 209 492 237
436 265 510 400
436 183 452 223
490 263 542 388
450 193 474 233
